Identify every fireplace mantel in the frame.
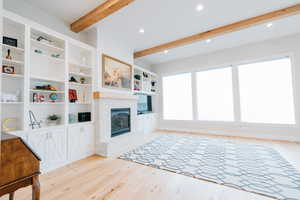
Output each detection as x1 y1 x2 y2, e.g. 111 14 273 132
93 91 138 100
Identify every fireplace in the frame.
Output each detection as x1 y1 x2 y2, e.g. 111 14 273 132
111 108 131 137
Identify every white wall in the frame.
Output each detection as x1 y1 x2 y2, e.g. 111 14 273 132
3 0 88 43
134 60 152 71
96 26 134 93
152 34 300 142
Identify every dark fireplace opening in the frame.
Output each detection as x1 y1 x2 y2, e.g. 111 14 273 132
111 108 131 137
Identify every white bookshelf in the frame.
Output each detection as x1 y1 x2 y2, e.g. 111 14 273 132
1 13 96 132
68 43 94 125
134 65 158 95
1 17 25 132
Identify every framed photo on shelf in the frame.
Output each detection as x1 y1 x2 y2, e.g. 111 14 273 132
2 65 15 74
102 54 132 91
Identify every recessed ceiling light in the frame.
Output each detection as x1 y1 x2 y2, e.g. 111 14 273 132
266 23 273 28
206 39 212 43
196 4 204 12
164 50 169 54
139 28 145 34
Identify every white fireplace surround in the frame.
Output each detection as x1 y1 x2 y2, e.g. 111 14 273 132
95 92 141 157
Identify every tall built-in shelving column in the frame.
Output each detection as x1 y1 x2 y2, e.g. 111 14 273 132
68 43 94 125
28 28 66 129
1 17 25 132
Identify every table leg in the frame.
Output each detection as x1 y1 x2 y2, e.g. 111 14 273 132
32 176 40 200
9 192 14 200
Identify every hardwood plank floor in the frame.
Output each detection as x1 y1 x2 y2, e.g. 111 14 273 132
1 131 300 200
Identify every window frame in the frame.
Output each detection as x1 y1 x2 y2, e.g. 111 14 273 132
162 72 194 121
194 65 236 122
160 53 298 128
236 54 298 127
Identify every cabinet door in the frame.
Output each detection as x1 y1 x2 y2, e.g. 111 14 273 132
150 114 157 133
27 131 47 170
68 124 95 162
46 128 67 170
68 126 83 162
83 124 95 155
137 115 145 134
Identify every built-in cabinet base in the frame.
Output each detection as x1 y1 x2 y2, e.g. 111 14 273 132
12 123 95 173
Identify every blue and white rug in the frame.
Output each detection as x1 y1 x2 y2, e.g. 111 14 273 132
120 135 300 200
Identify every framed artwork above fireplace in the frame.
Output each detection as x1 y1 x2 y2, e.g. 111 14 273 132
102 54 132 91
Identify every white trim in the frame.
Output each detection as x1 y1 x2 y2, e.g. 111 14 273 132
232 66 241 122
191 72 198 120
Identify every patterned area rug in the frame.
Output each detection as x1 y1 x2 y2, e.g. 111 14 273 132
119 135 300 200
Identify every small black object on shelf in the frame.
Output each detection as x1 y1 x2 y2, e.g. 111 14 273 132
143 72 149 78
78 112 91 122
3 36 18 47
69 76 78 83
134 74 141 80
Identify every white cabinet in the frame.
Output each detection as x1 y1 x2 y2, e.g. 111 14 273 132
137 113 157 134
68 124 95 162
27 128 67 172
46 128 67 171
28 130 48 170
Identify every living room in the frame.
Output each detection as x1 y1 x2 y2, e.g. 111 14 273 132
0 0 300 200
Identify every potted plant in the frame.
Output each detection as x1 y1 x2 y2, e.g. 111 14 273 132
47 114 60 126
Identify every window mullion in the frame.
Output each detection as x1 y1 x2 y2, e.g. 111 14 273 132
232 65 241 122
191 72 198 120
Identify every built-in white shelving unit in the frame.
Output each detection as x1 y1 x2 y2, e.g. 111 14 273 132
0 12 96 132
68 43 94 125
1 17 25 132
134 65 158 95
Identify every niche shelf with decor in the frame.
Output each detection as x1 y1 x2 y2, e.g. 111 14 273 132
68 42 94 125
1 17 26 132
28 28 66 130
133 65 158 95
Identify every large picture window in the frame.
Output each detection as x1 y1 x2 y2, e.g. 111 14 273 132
161 56 296 125
196 67 234 121
163 73 193 120
238 58 295 124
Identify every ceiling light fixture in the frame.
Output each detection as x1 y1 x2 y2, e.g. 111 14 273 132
139 28 145 34
196 4 204 12
266 23 273 28
206 39 212 43
164 50 169 54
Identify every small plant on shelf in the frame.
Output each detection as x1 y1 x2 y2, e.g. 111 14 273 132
47 114 61 126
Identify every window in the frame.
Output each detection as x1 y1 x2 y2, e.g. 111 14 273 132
196 67 234 121
238 58 295 124
163 73 193 120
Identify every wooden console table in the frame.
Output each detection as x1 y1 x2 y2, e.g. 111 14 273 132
0 133 41 200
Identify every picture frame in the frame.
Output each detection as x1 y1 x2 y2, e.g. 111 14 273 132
2 65 15 74
102 54 132 91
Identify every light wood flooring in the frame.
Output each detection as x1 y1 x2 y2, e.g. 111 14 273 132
1 131 300 200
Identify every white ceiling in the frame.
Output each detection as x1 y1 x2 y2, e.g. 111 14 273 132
24 0 106 23
24 0 300 65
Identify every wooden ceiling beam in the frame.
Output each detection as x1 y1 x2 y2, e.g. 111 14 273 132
71 0 135 33
134 3 300 58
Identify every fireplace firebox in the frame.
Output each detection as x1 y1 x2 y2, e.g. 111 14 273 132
111 108 131 137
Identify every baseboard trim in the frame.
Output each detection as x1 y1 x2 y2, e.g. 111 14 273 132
156 129 300 145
